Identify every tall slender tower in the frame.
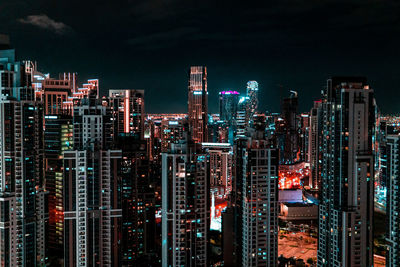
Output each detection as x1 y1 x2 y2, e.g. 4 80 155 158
219 90 239 124
45 114 73 264
162 142 210 267
116 135 157 265
63 96 122 267
188 66 208 143
308 100 322 189
246 81 258 121
385 135 400 266
317 77 374 267
238 115 279 267
0 38 47 266
281 90 299 164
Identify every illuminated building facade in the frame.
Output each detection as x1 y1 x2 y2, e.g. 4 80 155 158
201 142 232 231
279 90 299 164
202 142 232 195
308 100 322 189
230 115 278 267
160 119 185 152
188 66 208 143
219 90 239 124
145 113 187 160
299 113 310 162
236 96 250 137
240 119 278 267
162 143 210 267
386 135 400 266
317 77 374 267
44 114 73 264
42 76 75 115
246 81 258 122
0 42 47 266
109 89 145 139
63 96 122 267
115 136 157 265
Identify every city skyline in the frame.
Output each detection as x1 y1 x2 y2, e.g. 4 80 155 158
0 2 399 266
0 36 393 266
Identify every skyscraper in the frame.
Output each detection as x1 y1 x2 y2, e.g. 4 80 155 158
317 77 374 267
385 134 400 266
162 142 210 266
236 96 250 137
188 66 208 143
239 115 279 267
63 96 122 267
44 114 73 264
42 76 75 115
308 100 322 189
219 90 239 124
202 142 233 197
109 89 145 139
116 135 157 265
0 40 47 266
280 90 299 164
246 81 258 121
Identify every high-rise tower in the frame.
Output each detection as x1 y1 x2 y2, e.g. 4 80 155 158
219 90 239 124
188 66 208 143
385 135 400 266
45 114 73 264
237 115 279 267
63 96 122 267
281 90 299 164
161 142 210 266
317 77 374 267
308 100 323 189
109 89 145 139
246 81 258 121
0 39 47 266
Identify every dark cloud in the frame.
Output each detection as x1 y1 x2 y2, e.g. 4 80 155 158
18 14 72 35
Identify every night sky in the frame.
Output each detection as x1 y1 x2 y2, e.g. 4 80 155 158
1 0 400 114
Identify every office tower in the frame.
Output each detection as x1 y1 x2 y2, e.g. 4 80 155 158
219 90 239 124
240 115 279 267
44 114 73 264
219 90 239 144
202 142 233 231
208 119 229 143
42 76 75 115
231 115 278 267
0 41 47 266
162 142 210 267
246 81 258 120
377 121 389 188
188 66 208 143
385 135 400 266
308 100 322 189
109 89 145 139
299 113 310 162
63 96 122 267
236 96 250 137
160 119 185 152
115 135 157 265
202 142 232 196
280 90 299 164
318 77 374 267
